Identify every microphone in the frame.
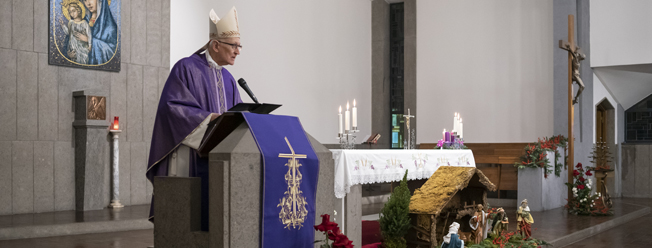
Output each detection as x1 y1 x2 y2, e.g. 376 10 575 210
237 78 260 104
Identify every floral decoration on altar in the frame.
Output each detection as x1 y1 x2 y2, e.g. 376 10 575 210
435 137 467 149
564 163 613 216
514 135 568 178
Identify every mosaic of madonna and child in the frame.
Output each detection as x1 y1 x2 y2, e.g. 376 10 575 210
49 0 121 72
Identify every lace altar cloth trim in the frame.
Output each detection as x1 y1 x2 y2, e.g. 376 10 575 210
331 149 476 198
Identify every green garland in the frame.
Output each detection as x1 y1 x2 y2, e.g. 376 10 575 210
514 135 568 178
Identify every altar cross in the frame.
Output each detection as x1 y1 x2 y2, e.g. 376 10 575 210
403 108 415 149
559 15 580 201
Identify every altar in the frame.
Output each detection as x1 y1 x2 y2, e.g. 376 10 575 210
331 149 476 246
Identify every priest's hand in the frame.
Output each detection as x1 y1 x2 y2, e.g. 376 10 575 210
210 113 220 121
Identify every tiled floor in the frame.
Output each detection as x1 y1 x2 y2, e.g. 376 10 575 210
560 198 652 248
0 205 150 229
0 198 650 247
0 229 154 248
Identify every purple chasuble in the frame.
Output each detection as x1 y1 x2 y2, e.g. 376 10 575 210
146 51 242 230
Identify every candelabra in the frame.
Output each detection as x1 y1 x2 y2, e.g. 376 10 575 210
338 127 359 149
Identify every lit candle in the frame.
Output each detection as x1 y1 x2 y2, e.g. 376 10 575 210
112 116 119 130
352 99 357 129
345 102 350 131
338 106 343 135
442 129 446 141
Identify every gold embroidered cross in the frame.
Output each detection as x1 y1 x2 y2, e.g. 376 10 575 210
277 137 309 229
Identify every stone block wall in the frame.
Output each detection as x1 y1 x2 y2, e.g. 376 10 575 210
621 144 652 198
0 0 171 214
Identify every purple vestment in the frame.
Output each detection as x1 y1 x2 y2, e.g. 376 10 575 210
146 51 242 229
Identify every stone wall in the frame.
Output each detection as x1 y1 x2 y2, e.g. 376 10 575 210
0 0 170 214
621 144 652 198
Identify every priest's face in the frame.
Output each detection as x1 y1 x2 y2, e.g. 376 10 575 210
212 37 241 66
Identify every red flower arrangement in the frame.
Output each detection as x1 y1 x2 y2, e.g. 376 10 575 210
314 214 353 248
515 135 568 178
565 162 612 216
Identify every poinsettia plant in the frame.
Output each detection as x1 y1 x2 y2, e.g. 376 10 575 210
314 214 353 248
515 135 568 178
564 163 613 216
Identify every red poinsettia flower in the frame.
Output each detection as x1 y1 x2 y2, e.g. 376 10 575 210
332 233 354 248
579 177 585 182
578 185 585 190
585 170 593 176
314 214 338 232
573 170 580 176
576 162 583 168
327 227 342 240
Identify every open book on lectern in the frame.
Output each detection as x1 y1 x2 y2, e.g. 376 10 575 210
197 103 281 157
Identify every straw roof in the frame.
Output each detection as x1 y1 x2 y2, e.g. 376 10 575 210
409 167 496 215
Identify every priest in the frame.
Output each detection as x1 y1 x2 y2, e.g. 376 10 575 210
146 7 243 231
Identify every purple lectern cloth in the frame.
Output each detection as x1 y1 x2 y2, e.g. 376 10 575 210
145 51 242 230
241 113 319 248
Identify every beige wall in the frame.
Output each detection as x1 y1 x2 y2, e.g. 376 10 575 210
416 0 554 143
172 0 373 143
590 0 652 67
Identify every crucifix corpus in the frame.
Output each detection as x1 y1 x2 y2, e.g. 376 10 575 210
403 108 415 149
559 15 585 201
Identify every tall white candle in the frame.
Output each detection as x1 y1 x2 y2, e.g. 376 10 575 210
453 113 458 133
352 99 357 129
338 106 343 134
345 102 350 131
460 118 463 139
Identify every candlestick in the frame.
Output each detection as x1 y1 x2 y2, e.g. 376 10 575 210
352 99 357 129
345 102 350 131
338 106 343 135
109 129 123 209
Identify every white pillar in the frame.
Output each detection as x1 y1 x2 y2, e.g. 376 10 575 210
109 129 124 208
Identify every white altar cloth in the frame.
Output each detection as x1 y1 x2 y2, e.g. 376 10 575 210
332 149 476 198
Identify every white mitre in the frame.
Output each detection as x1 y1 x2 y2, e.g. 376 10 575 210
210 7 240 39
198 7 240 53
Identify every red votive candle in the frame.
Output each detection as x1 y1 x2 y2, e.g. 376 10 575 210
113 116 119 130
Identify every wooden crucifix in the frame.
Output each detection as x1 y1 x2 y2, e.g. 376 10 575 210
559 15 585 201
